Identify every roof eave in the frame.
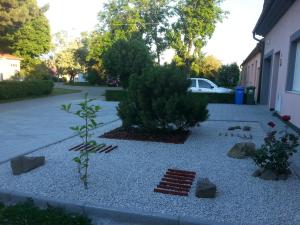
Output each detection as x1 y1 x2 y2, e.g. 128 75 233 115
253 0 295 37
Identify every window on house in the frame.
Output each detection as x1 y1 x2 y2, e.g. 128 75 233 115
287 30 300 92
293 41 300 91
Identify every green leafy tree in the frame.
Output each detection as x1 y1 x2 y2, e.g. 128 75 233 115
62 94 102 189
55 41 82 82
99 0 144 40
103 37 153 88
140 0 172 64
191 54 222 80
118 64 208 132
0 0 51 79
168 0 225 75
0 0 41 52
98 0 172 64
216 63 240 88
86 31 112 82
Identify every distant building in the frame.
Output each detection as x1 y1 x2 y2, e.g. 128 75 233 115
74 73 87 83
241 42 264 103
0 53 21 81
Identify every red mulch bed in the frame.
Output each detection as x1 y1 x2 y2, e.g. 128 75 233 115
100 127 190 144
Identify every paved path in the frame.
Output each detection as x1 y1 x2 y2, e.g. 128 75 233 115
0 84 119 163
0 89 299 173
208 104 300 175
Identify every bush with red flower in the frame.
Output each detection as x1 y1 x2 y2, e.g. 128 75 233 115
282 115 291 122
252 118 299 179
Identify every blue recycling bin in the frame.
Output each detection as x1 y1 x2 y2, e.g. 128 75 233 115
235 86 244 105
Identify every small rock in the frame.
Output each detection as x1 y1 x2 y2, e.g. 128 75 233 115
10 156 45 175
243 126 251 131
227 142 256 159
252 169 263 177
195 178 217 198
260 169 278 180
228 127 235 131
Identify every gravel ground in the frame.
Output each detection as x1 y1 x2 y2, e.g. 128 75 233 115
0 120 299 225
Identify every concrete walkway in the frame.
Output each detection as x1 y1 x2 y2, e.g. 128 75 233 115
0 88 299 171
0 84 119 163
207 104 300 175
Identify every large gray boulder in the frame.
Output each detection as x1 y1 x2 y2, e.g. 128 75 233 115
195 178 217 198
10 156 45 175
227 142 256 159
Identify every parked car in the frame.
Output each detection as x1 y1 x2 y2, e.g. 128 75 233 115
188 78 233 93
107 77 121 87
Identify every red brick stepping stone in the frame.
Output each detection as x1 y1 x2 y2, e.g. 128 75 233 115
154 168 196 197
68 143 118 154
154 188 188 196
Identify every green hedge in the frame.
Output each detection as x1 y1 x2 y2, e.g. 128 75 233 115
0 200 91 225
105 89 128 102
105 89 235 104
0 80 54 100
191 92 235 104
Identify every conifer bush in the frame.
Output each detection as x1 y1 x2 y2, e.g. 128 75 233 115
117 65 209 132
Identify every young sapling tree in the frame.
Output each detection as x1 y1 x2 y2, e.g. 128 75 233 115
62 93 101 189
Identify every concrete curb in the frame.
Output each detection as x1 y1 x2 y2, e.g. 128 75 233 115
0 190 233 225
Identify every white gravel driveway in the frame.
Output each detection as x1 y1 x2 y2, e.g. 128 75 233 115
0 119 299 225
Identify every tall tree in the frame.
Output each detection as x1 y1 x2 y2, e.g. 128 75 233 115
0 0 51 78
168 0 225 75
139 0 171 64
86 31 112 79
216 63 240 88
8 14 51 58
98 0 172 64
99 0 144 40
191 54 222 80
0 0 49 53
55 41 82 82
103 37 153 88
0 0 40 40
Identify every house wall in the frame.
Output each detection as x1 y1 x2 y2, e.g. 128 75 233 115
0 58 21 80
241 53 261 102
264 0 300 127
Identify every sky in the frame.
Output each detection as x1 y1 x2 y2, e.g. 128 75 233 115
37 0 264 65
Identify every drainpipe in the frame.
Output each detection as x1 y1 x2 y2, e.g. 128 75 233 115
252 32 264 104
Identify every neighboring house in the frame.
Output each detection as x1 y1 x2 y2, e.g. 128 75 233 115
74 73 87 83
252 0 300 128
241 42 264 103
0 53 21 81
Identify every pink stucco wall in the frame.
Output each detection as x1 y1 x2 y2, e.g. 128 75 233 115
241 53 261 102
264 0 300 128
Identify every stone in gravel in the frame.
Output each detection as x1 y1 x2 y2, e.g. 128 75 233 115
195 178 217 198
243 126 251 131
228 126 241 131
260 169 278 180
252 169 263 177
10 156 45 175
227 142 256 159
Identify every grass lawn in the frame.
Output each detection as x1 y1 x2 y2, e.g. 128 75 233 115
0 88 81 104
64 82 106 87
